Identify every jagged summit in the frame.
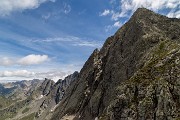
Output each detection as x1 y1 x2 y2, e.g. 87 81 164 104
132 8 160 18
50 8 180 120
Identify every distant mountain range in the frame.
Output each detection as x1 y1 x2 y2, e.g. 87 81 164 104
0 71 78 120
0 80 23 83
0 8 180 120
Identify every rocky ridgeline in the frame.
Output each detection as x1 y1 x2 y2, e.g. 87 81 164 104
0 8 179 120
50 8 180 120
35 71 79 119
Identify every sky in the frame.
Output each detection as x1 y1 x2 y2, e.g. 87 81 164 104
0 0 179 82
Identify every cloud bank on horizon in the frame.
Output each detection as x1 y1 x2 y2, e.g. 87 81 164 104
0 0 179 82
0 69 69 81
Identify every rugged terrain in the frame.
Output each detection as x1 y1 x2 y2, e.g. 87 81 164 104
50 8 180 120
0 79 42 120
0 8 179 120
0 72 78 120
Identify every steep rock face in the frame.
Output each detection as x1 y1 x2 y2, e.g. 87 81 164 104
28 79 55 99
36 72 79 119
41 79 55 96
107 40 180 120
55 71 79 104
51 8 180 120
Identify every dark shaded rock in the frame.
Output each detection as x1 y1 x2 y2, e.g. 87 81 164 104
55 71 79 104
41 78 55 96
51 8 180 120
35 72 79 119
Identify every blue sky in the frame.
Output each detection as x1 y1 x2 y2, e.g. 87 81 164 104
0 0 179 81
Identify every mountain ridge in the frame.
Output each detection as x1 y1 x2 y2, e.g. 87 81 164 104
0 8 179 120
50 8 180 120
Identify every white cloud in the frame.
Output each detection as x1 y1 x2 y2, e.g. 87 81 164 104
18 54 49 65
35 71 70 82
113 21 122 27
105 21 122 32
0 69 71 82
0 70 35 78
119 0 180 15
0 57 13 66
0 0 56 16
100 9 126 21
0 54 49 66
100 9 110 16
102 0 180 21
111 10 127 21
167 10 180 18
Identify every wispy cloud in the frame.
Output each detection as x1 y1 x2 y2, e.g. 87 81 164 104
113 21 122 27
41 3 71 20
72 41 101 47
78 9 87 15
105 21 122 32
63 3 71 14
0 0 56 16
100 9 110 16
28 36 102 48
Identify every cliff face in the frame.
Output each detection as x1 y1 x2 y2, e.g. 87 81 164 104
55 71 79 104
51 8 180 120
35 71 79 120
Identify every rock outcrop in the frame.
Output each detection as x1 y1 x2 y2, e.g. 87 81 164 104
35 71 79 119
51 8 180 120
55 71 79 104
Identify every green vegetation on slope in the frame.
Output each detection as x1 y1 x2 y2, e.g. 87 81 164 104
0 97 32 120
0 96 15 109
22 107 30 114
19 113 35 120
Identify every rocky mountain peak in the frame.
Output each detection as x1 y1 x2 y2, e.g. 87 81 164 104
50 8 180 120
131 8 159 19
0 8 179 120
